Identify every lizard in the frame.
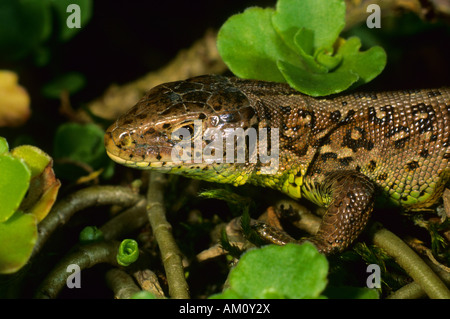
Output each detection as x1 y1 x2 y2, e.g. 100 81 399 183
104 74 450 255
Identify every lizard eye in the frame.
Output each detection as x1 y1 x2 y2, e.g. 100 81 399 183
117 131 133 148
171 121 201 142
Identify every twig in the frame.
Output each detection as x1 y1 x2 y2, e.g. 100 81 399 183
146 172 190 299
34 240 121 299
105 268 141 299
133 268 166 299
32 185 142 259
100 198 148 240
369 224 450 299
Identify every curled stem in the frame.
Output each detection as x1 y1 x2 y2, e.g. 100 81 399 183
117 239 140 267
146 172 190 299
32 185 143 258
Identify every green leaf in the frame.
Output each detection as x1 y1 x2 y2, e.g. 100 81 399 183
213 243 328 299
272 0 346 52
10 144 60 223
217 7 294 82
0 154 31 222
42 72 86 98
292 28 328 74
79 226 104 245
0 211 37 274
277 59 359 96
0 137 8 154
336 37 387 88
53 122 113 180
217 0 387 96
278 37 386 96
0 0 52 60
11 145 51 179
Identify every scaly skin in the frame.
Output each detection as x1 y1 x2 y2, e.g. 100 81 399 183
105 75 450 254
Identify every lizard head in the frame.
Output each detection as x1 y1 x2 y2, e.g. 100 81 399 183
105 75 267 185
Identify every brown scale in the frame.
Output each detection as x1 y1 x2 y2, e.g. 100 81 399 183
105 75 450 255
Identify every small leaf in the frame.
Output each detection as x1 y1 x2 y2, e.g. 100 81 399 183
0 154 31 222
42 72 86 98
315 48 342 71
0 0 52 60
53 122 112 180
12 145 60 222
11 145 51 178
291 28 328 74
79 226 104 245
272 0 346 52
22 163 60 222
217 7 295 82
293 27 314 56
0 211 37 274
278 37 386 96
224 243 328 299
277 59 359 96
0 136 8 154
336 37 387 88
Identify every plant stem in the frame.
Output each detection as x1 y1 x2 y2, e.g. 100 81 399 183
34 240 121 299
146 172 190 299
100 198 148 240
32 185 142 259
369 225 450 299
105 268 141 299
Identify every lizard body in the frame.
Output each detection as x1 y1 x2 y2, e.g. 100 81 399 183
105 75 450 254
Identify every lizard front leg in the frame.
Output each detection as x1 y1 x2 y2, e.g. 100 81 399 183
254 170 376 255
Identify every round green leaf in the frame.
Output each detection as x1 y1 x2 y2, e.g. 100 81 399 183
217 7 297 82
0 154 31 222
277 59 359 96
79 226 104 244
336 37 387 87
272 0 346 52
0 0 52 60
11 144 51 179
228 243 328 299
42 72 86 98
292 28 328 74
278 37 386 96
0 211 37 274
53 122 110 180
